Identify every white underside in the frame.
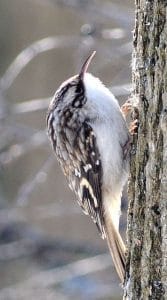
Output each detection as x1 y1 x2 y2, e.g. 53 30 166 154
83 73 129 230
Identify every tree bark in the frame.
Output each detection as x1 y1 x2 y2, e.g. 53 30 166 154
123 1 167 299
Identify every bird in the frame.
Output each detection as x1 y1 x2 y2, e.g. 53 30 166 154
47 51 131 282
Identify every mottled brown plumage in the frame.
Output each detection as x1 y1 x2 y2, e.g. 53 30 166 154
47 52 130 282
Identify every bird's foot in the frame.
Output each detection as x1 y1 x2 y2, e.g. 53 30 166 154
129 119 139 135
121 101 132 118
121 99 139 134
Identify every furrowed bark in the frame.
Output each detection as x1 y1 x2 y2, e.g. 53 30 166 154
123 1 167 299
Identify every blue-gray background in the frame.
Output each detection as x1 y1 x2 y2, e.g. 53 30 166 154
0 1 134 299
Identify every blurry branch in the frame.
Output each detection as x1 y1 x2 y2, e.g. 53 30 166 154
83 2 133 29
0 253 114 300
12 97 51 114
0 131 47 165
0 36 132 94
30 202 80 218
26 253 112 286
28 0 133 29
0 289 68 300
0 36 79 92
16 156 54 206
0 239 36 261
0 202 80 225
2 120 38 138
0 208 26 224
0 25 132 97
0 253 112 289
11 82 132 115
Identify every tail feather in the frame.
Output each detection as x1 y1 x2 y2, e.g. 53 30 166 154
104 213 126 282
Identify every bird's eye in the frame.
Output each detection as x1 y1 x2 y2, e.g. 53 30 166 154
76 81 83 94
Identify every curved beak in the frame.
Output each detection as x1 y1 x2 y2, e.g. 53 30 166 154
79 51 96 80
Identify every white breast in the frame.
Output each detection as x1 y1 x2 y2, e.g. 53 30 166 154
84 73 129 229
84 73 129 186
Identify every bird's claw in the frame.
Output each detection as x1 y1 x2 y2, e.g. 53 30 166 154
129 119 139 135
121 101 132 117
121 100 139 134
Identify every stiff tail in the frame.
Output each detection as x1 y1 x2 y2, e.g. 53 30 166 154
104 213 126 282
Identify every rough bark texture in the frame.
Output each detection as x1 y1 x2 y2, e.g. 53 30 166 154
123 1 167 299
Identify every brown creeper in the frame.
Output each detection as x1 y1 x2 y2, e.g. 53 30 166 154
47 51 130 282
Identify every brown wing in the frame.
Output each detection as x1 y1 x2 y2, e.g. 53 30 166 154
71 121 105 238
47 111 105 238
63 121 105 238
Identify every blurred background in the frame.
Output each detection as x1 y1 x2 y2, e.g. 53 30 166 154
0 1 134 299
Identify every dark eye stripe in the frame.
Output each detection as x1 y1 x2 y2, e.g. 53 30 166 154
75 79 84 94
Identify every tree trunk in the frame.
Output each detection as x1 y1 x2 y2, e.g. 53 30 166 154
123 1 167 299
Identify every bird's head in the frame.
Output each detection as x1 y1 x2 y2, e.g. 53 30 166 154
50 51 96 110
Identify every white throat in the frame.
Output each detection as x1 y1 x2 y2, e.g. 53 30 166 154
83 73 119 110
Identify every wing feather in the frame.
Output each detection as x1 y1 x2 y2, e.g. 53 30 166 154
72 122 105 238
52 117 105 238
